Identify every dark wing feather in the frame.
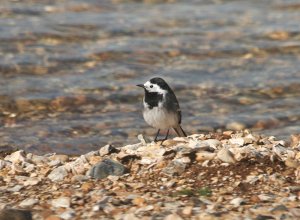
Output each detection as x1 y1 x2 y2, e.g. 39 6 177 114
164 89 182 124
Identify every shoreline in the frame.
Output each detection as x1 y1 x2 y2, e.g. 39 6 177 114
1 131 300 220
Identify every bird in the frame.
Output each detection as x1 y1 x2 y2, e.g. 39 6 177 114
137 77 187 142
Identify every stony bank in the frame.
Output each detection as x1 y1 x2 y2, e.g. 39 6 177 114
0 131 300 220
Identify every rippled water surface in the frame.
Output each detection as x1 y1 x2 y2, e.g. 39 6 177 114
0 0 299 154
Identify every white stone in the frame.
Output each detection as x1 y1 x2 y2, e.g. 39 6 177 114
4 150 27 164
203 139 222 149
140 157 157 165
48 166 68 182
230 197 245 207
217 148 236 163
51 197 71 208
258 194 275 202
164 212 183 220
19 198 38 207
24 177 40 186
229 137 245 146
60 210 75 220
196 152 216 161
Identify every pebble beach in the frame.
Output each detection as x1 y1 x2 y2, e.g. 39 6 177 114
1 131 300 220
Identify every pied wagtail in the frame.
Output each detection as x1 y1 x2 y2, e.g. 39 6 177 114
137 77 187 142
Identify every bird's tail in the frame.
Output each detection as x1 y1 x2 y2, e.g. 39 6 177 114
173 124 187 137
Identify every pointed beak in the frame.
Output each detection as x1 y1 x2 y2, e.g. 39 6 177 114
136 84 145 88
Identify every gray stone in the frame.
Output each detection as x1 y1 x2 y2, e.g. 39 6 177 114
162 160 186 176
7 185 23 192
88 159 128 179
47 166 68 182
0 209 32 220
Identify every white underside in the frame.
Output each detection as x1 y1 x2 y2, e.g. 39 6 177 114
143 107 179 129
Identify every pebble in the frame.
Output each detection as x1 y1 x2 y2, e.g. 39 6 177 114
217 148 236 163
162 160 186 176
230 197 245 207
59 210 75 220
51 197 71 208
182 205 193 216
48 166 68 182
196 152 216 161
19 198 39 208
24 177 40 186
4 150 27 164
49 155 69 163
164 212 183 220
284 158 300 168
88 159 128 179
229 137 245 146
99 144 116 156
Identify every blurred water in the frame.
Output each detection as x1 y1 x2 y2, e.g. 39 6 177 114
0 0 299 154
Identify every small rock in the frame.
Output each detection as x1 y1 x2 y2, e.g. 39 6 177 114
230 197 245 207
24 177 40 186
45 216 62 220
19 198 39 208
0 160 11 169
182 206 193 216
99 144 117 156
285 158 300 168
162 160 186 176
229 138 245 146
258 194 275 202
132 197 146 206
7 185 23 192
49 154 69 163
59 210 75 220
66 156 89 175
51 197 71 208
217 148 236 163
48 160 62 167
271 205 288 213
196 152 216 161
0 209 32 220
48 166 68 182
121 213 139 220
4 150 27 164
88 159 128 179
71 175 89 182
291 208 300 217
290 134 300 148
81 182 95 192
164 212 183 220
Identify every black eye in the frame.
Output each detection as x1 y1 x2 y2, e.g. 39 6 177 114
150 85 153 88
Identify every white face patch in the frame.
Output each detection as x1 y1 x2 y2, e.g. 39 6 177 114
143 81 167 95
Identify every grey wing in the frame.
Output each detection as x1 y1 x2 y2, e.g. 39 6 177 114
165 91 182 124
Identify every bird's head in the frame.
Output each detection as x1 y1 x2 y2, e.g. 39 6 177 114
137 77 170 95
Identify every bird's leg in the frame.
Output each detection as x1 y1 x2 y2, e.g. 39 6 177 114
160 129 170 145
154 129 160 142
